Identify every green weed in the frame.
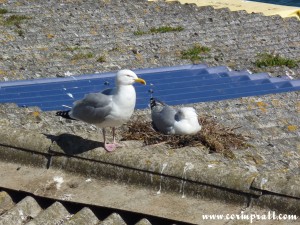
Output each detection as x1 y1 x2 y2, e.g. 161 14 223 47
134 26 184 35
255 53 298 68
149 26 184 33
15 29 25 37
4 15 31 26
72 52 94 60
0 8 8 14
181 44 211 62
96 56 106 63
133 29 147 36
65 46 80 52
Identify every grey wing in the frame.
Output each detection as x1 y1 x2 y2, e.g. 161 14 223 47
151 105 177 134
70 92 112 124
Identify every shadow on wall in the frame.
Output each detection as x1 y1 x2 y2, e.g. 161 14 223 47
45 133 103 155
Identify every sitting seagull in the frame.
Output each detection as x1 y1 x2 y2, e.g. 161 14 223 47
150 98 201 135
56 69 146 152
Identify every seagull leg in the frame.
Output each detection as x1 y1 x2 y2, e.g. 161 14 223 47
112 127 116 143
103 128 117 152
102 128 106 144
112 127 124 147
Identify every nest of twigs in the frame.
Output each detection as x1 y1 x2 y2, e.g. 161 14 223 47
121 116 249 159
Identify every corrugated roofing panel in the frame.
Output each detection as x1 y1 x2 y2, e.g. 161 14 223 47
247 0 300 7
0 64 299 111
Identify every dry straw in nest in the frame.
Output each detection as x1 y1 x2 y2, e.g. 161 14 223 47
121 116 249 159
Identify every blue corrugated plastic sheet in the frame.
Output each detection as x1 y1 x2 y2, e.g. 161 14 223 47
247 0 300 7
0 64 299 111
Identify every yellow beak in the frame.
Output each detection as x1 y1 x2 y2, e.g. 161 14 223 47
134 78 146 85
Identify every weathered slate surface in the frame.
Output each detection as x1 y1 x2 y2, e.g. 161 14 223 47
0 0 299 81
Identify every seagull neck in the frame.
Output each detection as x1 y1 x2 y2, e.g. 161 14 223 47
116 84 134 92
113 85 136 109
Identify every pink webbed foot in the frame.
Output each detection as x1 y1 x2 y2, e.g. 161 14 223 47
104 143 118 152
114 142 125 148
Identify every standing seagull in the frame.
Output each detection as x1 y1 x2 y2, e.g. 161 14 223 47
56 69 146 152
150 98 201 135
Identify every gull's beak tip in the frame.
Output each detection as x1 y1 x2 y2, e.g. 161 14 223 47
135 78 146 85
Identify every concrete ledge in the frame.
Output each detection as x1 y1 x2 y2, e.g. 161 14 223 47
0 146 48 168
0 127 299 215
253 195 300 215
0 161 246 224
50 155 248 204
0 127 51 155
0 127 52 168
49 133 259 196
252 173 300 199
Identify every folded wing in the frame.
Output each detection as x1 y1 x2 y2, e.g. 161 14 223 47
70 91 113 124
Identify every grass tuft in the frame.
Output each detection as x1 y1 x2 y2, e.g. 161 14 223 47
71 52 94 60
134 26 184 36
4 15 31 26
149 26 184 33
0 8 8 14
122 116 249 159
181 44 210 62
15 29 25 37
133 29 147 36
96 55 106 63
65 46 80 52
255 53 298 68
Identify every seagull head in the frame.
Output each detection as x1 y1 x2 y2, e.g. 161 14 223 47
116 69 146 86
175 107 201 134
177 107 198 120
